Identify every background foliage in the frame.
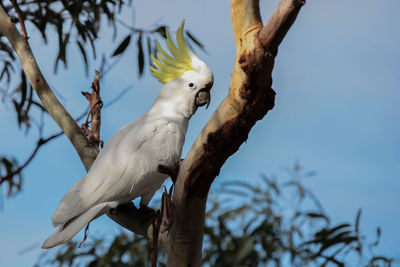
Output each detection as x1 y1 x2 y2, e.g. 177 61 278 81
35 165 395 267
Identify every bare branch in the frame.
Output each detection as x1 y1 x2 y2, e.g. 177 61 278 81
258 0 305 52
231 0 262 46
9 0 28 41
0 5 98 171
0 132 61 186
81 71 104 148
179 0 305 204
0 133 60 195
0 108 91 188
167 0 305 265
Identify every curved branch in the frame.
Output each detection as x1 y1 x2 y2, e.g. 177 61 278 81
0 6 98 171
258 0 305 51
180 0 306 204
168 0 305 266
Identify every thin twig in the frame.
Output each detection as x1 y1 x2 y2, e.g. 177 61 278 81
103 86 132 108
116 18 144 33
0 110 87 187
0 132 61 185
10 0 28 41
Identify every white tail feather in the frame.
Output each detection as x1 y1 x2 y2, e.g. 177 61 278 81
42 201 118 249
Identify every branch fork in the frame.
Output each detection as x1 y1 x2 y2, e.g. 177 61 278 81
167 1 306 265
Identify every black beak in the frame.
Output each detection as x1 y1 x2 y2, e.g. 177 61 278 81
195 83 212 109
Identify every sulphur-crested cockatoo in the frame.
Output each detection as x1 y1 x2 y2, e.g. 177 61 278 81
42 20 213 249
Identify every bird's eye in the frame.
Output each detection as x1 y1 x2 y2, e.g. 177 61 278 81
189 83 194 88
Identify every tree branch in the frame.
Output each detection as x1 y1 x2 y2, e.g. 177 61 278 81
0 132 61 186
258 0 305 51
0 4 156 243
0 109 89 189
231 0 262 47
0 84 132 191
181 0 306 209
167 0 305 266
0 5 98 171
10 0 28 41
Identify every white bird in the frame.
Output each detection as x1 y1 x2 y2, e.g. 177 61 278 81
42 20 213 249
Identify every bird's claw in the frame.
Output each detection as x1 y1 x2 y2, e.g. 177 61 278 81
139 203 153 212
161 185 174 233
149 185 174 267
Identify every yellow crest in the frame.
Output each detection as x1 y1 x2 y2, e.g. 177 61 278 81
150 20 194 84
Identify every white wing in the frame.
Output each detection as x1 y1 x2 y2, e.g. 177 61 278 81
42 201 119 248
51 116 161 226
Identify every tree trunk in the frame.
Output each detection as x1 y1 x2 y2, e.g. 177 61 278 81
166 0 305 266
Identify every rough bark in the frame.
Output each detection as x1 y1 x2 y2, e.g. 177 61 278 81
167 0 305 266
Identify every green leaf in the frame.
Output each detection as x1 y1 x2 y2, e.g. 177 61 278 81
112 35 132 57
77 41 89 76
304 212 329 223
355 209 362 234
315 224 351 239
147 36 153 66
87 259 99 267
25 85 33 117
12 100 22 127
88 34 97 59
186 30 204 49
18 70 27 107
154 25 167 38
371 227 381 247
261 174 280 195
137 33 144 76
30 100 47 112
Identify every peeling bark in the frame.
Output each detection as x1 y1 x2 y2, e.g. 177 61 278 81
168 0 305 266
82 71 104 148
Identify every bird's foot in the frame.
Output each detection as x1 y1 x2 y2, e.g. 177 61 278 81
158 159 182 183
139 203 155 215
161 185 174 233
78 223 90 248
150 209 161 267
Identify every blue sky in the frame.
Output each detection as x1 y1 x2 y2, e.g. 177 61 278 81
1 0 399 266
